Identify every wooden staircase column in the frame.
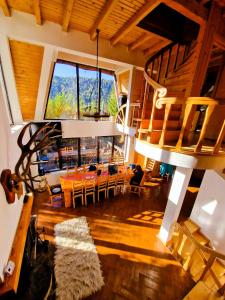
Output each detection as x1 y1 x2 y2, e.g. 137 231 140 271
159 103 172 146
194 104 216 152
176 103 193 149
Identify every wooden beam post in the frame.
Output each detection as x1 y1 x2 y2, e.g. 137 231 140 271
33 0 42 25
90 0 120 40
62 0 75 32
191 3 222 96
164 0 208 25
111 0 162 46
0 0 10 16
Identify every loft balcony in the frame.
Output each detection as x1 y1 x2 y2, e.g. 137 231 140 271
115 41 225 171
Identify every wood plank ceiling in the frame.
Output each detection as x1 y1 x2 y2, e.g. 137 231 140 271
9 40 44 120
0 0 215 58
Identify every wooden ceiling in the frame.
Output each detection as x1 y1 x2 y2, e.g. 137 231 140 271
9 40 44 120
0 0 218 57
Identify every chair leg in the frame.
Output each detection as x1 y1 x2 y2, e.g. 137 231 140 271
93 193 95 204
85 195 87 206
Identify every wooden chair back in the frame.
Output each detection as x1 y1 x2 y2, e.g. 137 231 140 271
107 175 117 187
72 181 83 195
97 176 107 189
84 179 96 192
117 173 125 186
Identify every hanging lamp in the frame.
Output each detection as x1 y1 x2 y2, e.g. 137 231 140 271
83 29 110 120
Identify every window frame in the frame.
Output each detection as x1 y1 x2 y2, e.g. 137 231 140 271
44 59 117 120
36 135 123 174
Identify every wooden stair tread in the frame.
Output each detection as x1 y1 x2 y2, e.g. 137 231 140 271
184 219 200 234
183 281 224 300
212 260 225 278
140 119 180 130
192 231 210 246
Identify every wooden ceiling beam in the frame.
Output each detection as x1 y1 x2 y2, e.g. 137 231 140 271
214 32 225 50
111 0 162 46
0 0 11 16
143 40 169 57
90 0 120 40
33 0 42 25
128 33 153 52
164 0 208 25
62 0 75 32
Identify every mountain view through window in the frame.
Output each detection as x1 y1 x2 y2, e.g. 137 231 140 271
45 61 118 119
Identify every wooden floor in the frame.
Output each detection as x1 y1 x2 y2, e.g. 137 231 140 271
34 181 194 300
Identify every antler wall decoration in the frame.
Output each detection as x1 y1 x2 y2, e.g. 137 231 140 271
0 122 62 204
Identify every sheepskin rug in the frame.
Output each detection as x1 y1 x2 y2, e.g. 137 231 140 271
54 217 104 300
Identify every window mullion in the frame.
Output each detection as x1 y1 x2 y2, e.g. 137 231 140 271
76 64 80 120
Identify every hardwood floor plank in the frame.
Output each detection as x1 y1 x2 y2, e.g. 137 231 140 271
34 182 194 300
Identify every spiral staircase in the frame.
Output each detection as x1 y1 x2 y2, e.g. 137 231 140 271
116 40 225 171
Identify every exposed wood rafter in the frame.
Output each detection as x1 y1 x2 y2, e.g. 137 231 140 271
33 0 42 25
143 40 169 57
214 32 225 50
165 0 208 25
90 0 119 40
111 0 162 46
128 33 153 52
62 0 75 32
0 0 10 16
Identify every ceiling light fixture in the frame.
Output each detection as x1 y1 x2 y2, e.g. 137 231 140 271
83 29 110 121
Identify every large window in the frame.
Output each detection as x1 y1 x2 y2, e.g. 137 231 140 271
99 136 113 163
37 134 124 173
58 138 79 169
80 137 97 164
45 62 78 119
45 60 118 120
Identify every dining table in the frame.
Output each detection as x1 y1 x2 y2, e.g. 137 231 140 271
60 171 108 207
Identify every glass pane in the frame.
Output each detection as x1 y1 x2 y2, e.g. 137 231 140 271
101 72 118 116
113 135 125 161
99 136 113 163
38 139 60 173
58 138 79 169
79 67 98 119
45 62 78 119
80 137 97 164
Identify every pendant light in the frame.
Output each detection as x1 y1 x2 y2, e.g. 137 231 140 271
83 29 110 120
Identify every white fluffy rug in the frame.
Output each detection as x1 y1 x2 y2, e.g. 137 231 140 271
54 217 104 300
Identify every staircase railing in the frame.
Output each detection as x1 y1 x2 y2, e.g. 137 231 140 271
116 102 141 127
115 41 225 156
171 222 225 297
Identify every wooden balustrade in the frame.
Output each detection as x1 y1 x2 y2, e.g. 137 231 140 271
115 40 225 156
172 222 225 297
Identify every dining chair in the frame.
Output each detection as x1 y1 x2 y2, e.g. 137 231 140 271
83 179 96 206
126 171 147 197
72 181 84 208
46 181 63 205
107 175 117 198
96 176 107 202
116 173 125 195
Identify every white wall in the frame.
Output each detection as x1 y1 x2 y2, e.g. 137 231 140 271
191 170 225 254
62 120 121 138
0 86 25 282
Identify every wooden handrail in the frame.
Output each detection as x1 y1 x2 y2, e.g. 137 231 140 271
213 120 225 154
173 222 225 294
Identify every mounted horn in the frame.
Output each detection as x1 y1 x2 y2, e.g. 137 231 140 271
0 122 62 203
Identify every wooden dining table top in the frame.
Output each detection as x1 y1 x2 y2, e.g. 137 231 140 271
60 171 108 182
